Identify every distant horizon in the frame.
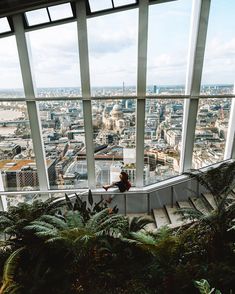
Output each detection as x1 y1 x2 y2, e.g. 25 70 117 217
0 83 234 91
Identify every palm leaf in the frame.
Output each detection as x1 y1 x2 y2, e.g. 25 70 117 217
93 199 105 212
65 193 73 210
0 247 25 294
0 283 23 294
73 193 82 211
88 189 93 206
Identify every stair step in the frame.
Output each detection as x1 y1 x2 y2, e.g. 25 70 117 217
177 201 192 209
190 197 210 214
202 193 217 210
152 208 170 228
165 205 183 226
145 222 157 232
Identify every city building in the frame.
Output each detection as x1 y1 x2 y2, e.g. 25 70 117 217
0 159 56 191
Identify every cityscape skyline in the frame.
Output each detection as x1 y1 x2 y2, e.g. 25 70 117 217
0 84 232 201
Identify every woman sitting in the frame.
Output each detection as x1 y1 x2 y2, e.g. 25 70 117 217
103 171 131 202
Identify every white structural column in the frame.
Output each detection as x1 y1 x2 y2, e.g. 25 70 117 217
136 0 149 187
224 97 235 159
180 0 211 173
12 14 50 191
76 0 96 188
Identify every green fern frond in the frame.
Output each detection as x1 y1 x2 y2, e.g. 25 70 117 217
39 215 67 230
24 223 59 240
97 215 129 236
176 207 204 221
45 236 66 244
25 222 55 232
129 231 156 245
66 211 84 228
34 229 59 239
128 216 154 232
87 209 110 229
155 226 172 241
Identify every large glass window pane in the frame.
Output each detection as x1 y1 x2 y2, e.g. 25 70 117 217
0 17 11 33
25 8 50 26
89 0 113 12
87 10 138 96
113 0 136 7
48 3 73 21
38 100 87 189
0 102 39 193
147 0 192 95
28 23 81 97
144 99 183 185
201 0 235 94
192 98 231 169
0 36 24 98
92 99 136 187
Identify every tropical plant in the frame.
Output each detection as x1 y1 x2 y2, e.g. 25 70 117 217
177 161 235 247
64 190 119 221
0 199 64 249
24 209 129 251
184 161 235 203
194 279 222 294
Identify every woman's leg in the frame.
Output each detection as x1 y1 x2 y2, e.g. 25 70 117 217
103 183 115 191
105 188 119 203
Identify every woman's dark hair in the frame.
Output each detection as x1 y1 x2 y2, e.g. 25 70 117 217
120 171 129 182
120 171 131 191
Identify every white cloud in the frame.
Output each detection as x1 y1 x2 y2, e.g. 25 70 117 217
202 37 235 84
0 36 24 88
1 1 235 89
28 22 81 87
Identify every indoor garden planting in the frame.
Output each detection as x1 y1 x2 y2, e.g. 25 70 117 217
0 161 234 294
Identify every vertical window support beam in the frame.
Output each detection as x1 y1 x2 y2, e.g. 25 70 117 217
12 14 50 191
76 0 96 188
224 97 235 160
0 175 7 211
136 0 149 187
180 0 211 173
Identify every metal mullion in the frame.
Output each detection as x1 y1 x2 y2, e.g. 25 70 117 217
224 97 235 160
136 0 148 187
136 99 146 187
180 0 211 173
46 7 52 22
12 14 50 191
76 0 96 188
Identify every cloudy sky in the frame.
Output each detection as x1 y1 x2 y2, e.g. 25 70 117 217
0 0 235 90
